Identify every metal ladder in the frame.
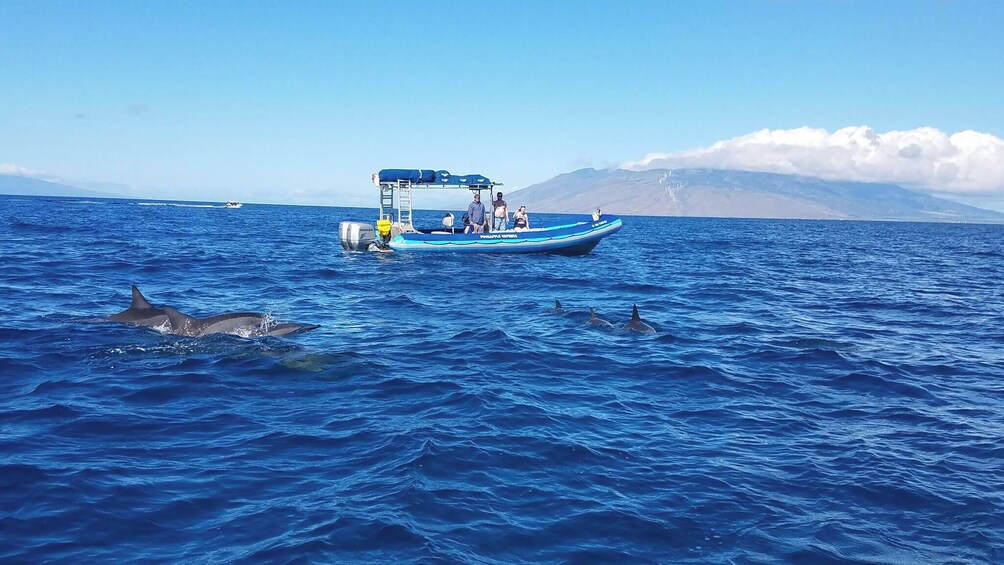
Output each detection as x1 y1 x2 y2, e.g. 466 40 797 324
379 184 394 222
397 180 414 231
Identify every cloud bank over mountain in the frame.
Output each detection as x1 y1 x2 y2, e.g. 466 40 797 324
0 163 40 177
622 127 1004 195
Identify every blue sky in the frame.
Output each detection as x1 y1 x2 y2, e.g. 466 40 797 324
2 1 1003 209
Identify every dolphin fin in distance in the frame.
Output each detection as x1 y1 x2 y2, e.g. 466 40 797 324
588 307 613 327
624 304 656 334
554 300 565 313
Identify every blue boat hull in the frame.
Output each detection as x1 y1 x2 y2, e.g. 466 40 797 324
388 216 623 254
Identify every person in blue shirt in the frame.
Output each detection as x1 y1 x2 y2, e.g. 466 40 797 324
466 192 486 233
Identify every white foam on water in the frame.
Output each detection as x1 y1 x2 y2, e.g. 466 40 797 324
137 202 221 208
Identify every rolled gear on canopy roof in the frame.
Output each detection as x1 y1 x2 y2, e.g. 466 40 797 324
377 169 437 183
377 169 493 187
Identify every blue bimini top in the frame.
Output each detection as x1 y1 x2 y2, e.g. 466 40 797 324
377 169 494 187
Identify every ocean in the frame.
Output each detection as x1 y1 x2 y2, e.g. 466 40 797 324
1 194 1002 563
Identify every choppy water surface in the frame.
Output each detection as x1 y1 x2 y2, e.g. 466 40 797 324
1 195 1002 563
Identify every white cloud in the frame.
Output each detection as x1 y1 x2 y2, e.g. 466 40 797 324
0 163 40 176
622 126 1004 194
0 163 66 185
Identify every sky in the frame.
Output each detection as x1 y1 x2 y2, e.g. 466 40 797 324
2 1 1004 210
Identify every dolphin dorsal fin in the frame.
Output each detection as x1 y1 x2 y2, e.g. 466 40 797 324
131 286 154 310
163 307 198 334
632 305 641 321
555 300 562 309
589 307 597 319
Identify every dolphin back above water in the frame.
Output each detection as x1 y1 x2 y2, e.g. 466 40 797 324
624 304 656 333
108 286 319 338
107 286 169 328
555 300 655 333
164 307 320 338
588 307 614 328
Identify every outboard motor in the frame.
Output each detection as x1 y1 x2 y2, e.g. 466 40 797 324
339 221 376 251
442 213 455 233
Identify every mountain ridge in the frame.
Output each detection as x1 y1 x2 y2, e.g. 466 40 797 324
506 168 1004 223
0 174 121 198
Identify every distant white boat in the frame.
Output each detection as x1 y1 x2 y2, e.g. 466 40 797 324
224 201 242 208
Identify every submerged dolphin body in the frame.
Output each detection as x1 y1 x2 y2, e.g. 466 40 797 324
163 307 320 338
624 304 656 334
588 307 614 328
107 286 169 328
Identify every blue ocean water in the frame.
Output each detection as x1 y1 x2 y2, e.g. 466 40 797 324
1 194 1002 563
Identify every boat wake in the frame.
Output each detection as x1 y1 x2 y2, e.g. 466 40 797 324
137 202 222 208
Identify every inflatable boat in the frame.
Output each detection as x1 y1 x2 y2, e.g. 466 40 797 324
339 169 622 255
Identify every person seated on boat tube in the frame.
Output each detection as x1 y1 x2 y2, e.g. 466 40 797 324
512 205 530 231
467 192 487 233
492 191 509 231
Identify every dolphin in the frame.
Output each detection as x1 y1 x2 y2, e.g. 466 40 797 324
553 300 566 313
163 307 320 338
624 304 656 334
107 286 169 328
588 307 614 328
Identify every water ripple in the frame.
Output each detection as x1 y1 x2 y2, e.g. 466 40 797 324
0 197 1002 562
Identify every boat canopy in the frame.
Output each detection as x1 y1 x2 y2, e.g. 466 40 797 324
377 169 495 188
373 168 501 233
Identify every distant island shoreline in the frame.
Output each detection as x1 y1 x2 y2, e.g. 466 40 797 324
5 169 1004 224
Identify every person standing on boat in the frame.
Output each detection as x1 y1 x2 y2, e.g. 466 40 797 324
467 192 487 233
492 192 509 232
